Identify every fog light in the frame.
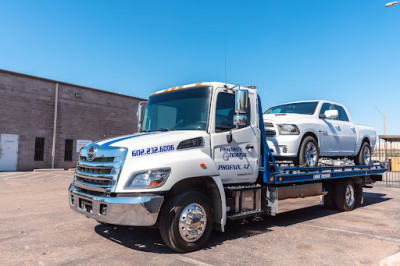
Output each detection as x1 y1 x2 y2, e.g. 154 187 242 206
100 204 107 215
280 145 288 153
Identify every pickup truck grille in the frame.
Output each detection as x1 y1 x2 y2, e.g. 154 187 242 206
72 145 128 197
265 129 276 136
264 122 274 128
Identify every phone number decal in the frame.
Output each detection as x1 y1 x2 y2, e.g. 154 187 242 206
132 145 175 157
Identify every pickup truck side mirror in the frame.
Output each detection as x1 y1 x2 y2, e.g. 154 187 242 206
137 101 147 132
323 109 338 119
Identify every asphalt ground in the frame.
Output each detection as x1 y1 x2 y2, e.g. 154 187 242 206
1 171 400 265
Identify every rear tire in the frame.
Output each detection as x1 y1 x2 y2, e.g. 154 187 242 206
354 183 363 207
354 142 371 165
334 179 356 211
295 136 319 167
323 183 336 209
159 191 213 253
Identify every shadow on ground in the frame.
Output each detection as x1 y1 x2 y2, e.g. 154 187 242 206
94 191 391 253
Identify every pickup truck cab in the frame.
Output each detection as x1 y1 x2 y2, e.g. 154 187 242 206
263 100 376 167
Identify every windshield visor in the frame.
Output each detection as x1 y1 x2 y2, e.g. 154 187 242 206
265 102 318 115
142 86 211 131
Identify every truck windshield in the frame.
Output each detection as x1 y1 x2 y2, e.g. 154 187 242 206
265 102 318 115
142 86 211 131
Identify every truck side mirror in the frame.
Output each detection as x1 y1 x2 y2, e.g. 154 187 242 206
234 88 248 127
324 109 338 119
234 114 247 126
235 89 248 114
137 101 147 132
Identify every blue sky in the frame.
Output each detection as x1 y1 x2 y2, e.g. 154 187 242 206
0 0 399 135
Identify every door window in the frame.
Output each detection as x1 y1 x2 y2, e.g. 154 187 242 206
215 93 250 132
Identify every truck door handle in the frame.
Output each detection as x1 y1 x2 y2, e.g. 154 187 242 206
334 125 341 130
246 145 254 150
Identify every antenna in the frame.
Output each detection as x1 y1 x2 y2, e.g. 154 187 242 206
225 35 227 84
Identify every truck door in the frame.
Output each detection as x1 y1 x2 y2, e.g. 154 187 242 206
210 88 260 184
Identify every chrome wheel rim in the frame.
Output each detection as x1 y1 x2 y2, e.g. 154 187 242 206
345 185 355 206
179 203 207 242
305 141 318 166
363 146 371 165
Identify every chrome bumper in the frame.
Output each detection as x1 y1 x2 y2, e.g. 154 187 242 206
69 184 164 226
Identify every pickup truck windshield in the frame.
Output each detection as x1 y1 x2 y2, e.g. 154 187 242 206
142 86 211 131
265 102 318 115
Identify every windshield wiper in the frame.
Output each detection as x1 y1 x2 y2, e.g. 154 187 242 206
142 128 175 132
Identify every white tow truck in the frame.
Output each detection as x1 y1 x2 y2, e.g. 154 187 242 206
69 82 385 252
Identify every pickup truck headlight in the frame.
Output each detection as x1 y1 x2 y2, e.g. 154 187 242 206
126 168 171 188
277 124 300 135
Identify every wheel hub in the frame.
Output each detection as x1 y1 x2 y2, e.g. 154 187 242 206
345 185 355 206
179 203 207 242
305 142 317 166
363 146 371 165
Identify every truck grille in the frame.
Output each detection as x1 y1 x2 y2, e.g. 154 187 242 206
80 156 114 162
77 165 112 175
72 145 128 197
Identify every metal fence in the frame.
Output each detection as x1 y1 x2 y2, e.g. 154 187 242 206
374 171 400 188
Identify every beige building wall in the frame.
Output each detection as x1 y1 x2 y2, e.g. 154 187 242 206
0 69 145 171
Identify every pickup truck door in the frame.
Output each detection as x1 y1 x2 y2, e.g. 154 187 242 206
319 103 341 156
331 104 357 155
210 88 260 184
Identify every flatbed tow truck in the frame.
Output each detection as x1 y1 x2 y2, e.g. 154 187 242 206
69 82 385 252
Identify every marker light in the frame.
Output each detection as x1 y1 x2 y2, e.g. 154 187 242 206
177 137 203 150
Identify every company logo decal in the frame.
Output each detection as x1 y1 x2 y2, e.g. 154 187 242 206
87 145 97 161
219 146 247 161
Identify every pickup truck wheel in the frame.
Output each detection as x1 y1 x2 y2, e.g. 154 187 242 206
334 179 356 211
354 142 371 165
295 136 319 167
159 191 213 253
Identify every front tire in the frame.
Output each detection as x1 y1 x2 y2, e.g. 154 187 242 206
355 142 371 165
295 136 319 167
159 191 213 253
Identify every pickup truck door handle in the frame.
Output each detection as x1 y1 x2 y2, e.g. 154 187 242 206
334 125 341 130
245 144 254 150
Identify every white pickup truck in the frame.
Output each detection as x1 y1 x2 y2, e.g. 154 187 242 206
263 100 377 167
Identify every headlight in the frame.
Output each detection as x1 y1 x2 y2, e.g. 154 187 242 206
126 168 171 188
177 137 203 150
277 124 300 135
